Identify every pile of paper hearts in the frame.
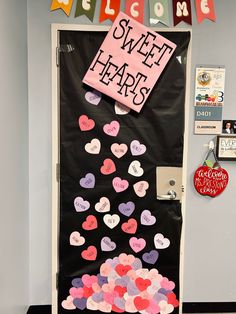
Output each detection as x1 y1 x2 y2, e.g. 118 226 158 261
62 253 179 313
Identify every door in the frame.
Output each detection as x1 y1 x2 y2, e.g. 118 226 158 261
53 27 191 314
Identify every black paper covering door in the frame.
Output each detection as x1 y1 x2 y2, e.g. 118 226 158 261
58 30 190 314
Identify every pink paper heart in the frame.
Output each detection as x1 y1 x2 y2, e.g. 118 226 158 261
133 181 149 197
119 253 135 265
82 274 98 287
102 281 116 293
112 177 129 193
129 237 146 253
92 282 102 293
98 301 112 313
103 121 120 137
161 277 175 291
104 291 119 305
100 262 112 277
61 296 76 310
111 143 128 158
69 287 84 299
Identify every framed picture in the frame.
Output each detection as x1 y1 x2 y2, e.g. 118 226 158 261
216 135 236 160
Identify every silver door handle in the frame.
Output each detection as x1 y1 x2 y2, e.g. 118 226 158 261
157 190 177 200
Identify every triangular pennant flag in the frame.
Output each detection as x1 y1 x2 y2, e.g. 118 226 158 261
75 0 97 21
99 0 121 22
149 0 170 26
172 0 192 26
51 0 74 16
125 0 144 24
195 0 216 23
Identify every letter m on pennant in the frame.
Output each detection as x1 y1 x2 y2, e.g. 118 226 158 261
172 0 192 26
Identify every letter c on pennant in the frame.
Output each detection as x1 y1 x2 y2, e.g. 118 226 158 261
131 2 139 18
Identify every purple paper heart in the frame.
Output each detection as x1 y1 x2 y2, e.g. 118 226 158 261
74 197 90 212
114 297 125 309
115 276 130 287
105 257 119 268
79 173 95 189
71 278 83 288
131 258 143 270
142 250 159 264
73 298 87 310
127 281 139 296
118 201 135 217
130 140 146 156
141 210 156 226
158 288 172 295
101 237 116 251
97 274 108 286
92 291 104 303
153 292 167 303
85 90 102 106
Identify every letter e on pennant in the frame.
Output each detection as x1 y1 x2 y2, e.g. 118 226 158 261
195 0 216 23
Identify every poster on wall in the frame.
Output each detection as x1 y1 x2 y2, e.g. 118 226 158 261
194 66 225 135
83 12 177 113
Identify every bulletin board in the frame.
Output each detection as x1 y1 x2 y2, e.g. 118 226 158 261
52 26 191 314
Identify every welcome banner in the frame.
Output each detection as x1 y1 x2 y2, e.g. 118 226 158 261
50 0 216 25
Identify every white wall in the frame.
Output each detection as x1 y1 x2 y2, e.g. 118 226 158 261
27 0 236 305
0 1 29 314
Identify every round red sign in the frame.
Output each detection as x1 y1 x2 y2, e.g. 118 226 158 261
194 165 229 197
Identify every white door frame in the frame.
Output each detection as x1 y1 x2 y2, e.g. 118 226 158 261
51 23 192 314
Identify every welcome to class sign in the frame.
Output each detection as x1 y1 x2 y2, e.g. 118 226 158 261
83 12 176 113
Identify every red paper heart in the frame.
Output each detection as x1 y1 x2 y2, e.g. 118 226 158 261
83 286 94 298
81 246 97 261
194 165 229 197
82 215 98 230
135 278 151 291
115 264 132 276
100 158 116 175
167 292 179 308
134 296 150 311
121 218 137 234
78 115 95 131
114 286 127 297
112 305 125 313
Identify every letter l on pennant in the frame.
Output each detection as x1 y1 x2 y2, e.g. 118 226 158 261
100 0 121 22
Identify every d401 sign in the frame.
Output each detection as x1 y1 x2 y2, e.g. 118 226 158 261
194 165 229 197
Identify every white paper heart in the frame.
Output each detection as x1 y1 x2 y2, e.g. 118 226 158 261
103 214 120 229
154 233 170 249
114 101 130 115
85 138 101 154
128 160 144 177
69 231 85 246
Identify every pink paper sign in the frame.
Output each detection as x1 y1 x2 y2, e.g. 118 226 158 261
83 12 176 113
